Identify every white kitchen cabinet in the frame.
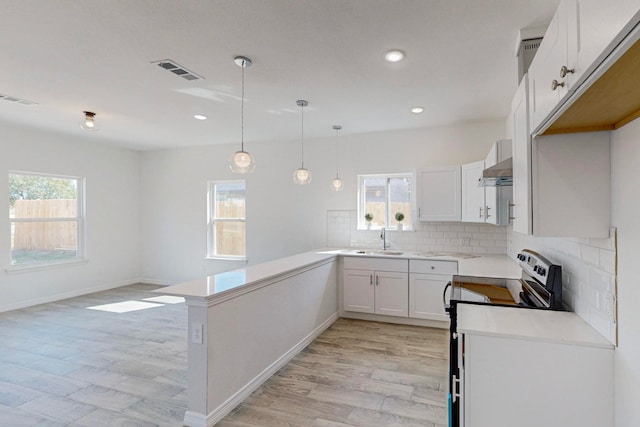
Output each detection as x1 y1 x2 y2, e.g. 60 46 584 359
417 166 461 222
409 259 457 321
511 74 610 238
461 160 486 223
462 334 613 427
511 76 532 235
342 257 408 317
461 140 512 225
529 0 571 132
529 0 640 134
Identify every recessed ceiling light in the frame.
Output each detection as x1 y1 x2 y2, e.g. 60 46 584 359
384 49 405 62
194 114 207 120
411 106 424 114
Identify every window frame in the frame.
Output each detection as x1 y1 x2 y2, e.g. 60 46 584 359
357 172 415 230
8 170 86 270
207 179 247 260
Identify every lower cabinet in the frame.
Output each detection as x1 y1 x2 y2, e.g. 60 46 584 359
342 257 458 322
460 332 613 427
409 259 458 321
343 257 408 317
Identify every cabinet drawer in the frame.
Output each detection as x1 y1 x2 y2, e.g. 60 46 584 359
343 256 408 272
409 259 458 275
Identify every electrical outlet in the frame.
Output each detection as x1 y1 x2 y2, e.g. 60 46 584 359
191 322 203 344
602 293 615 324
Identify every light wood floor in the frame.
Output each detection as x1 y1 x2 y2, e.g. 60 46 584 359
0 284 449 426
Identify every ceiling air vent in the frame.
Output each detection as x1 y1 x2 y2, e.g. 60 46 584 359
0 94 38 106
151 59 204 81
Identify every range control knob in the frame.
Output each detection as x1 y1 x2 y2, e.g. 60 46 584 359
538 267 546 276
533 265 539 273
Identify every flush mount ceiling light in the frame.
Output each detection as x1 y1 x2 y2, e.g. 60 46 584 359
293 100 311 185
80 111 98 131
229 56 255 174
194 114 207 120
411 106 424 114
331 125 344 192
384 49 405 62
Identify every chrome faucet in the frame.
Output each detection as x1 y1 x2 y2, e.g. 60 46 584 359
380 228 389 250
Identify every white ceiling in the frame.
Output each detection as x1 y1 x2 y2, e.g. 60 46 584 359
0 0 559 150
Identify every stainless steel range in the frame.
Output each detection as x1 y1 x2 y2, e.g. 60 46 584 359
445 249 563 427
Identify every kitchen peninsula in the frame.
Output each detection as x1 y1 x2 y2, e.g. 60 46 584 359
160 249 520 426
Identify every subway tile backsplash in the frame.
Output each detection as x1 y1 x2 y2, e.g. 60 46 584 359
507 227 617 345
326 210 508 255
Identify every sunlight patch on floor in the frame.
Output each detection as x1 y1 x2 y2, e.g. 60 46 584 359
87 300 164 313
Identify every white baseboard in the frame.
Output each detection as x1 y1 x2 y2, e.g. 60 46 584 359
0 278 141 313
183 312 339 427
137 277 175 286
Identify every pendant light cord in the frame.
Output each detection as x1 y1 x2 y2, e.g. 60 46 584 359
335 127 340 177
300 103 305 168
241 59 245 152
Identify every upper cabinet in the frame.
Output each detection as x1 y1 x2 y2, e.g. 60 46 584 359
417 166 461 222
461 141 512 226
511 77 532 235
529 0 640 134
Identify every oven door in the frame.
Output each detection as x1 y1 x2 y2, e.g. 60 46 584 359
446 300 460 427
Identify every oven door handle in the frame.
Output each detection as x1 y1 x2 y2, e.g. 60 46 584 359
443 281 452 311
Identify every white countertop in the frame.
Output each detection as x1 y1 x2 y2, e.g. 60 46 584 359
457 303 614 349
159 248 520 303
158 251 336 299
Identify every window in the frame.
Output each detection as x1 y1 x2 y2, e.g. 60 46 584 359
208 180 246 259
9 172 85 267
358 173 413 229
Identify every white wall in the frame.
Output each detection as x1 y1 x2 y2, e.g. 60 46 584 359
138 120 505 284
611 118 640 427
0 123 141 311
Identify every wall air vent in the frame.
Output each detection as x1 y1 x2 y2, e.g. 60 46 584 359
151 59 204 81
0 94 38 106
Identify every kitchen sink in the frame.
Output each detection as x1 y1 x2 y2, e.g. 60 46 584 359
342 249 404 256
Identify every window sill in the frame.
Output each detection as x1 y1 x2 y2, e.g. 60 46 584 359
356 227 414 232
5 258 89 275
205 256 248 263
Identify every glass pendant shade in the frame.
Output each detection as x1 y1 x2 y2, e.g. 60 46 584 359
80 111 98 131
229 150 255 173
332 176 344 191
229 56 255 174
294 167 312 185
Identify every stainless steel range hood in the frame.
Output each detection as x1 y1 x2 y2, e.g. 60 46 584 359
479 157 513 187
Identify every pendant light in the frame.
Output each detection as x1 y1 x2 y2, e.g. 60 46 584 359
80 111 99 131
331 125 344 191
229 56 255 174
293 100 311 185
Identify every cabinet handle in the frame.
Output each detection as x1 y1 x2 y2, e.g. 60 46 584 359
551 79 565 91
452 374 461 403
418 207 421 218
375 275 379 286
485 206 491 219
508 200 516 223
560 65 575 77
479 207 483 219
370 274 373 286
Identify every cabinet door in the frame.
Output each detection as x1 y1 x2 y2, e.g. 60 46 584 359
418 166 461 222
529 0 569 133
409 273 450 321
566 0 640 90
511 76 532 235
343 269 374 313
374 271 408 317
461 161 486 223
